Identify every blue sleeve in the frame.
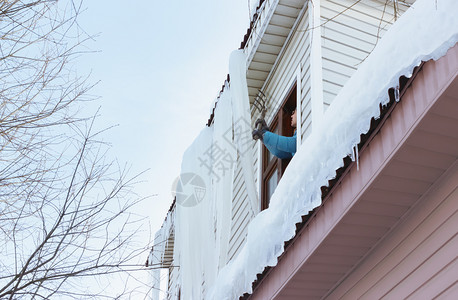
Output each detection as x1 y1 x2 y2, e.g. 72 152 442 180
263 131 297 159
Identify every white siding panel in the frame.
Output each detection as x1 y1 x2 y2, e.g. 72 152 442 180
323 79 343 96
266 23 293 36
252 52 277 65
258 43 283 55
229 195 251 260
280 0 306 9
265 9 310 126
320 0 410 105
323 90 338 108
270 14 298 28
249 61 273 73
247 69 270 81
276 3 305 17
322 69 351 97
247 78 265 89
322 46 363 68
232 194 249 233
261 33 288 47
301 99 312 140
322 38 371 61
300 50 312 141
321 24 378 53
229 154 255 261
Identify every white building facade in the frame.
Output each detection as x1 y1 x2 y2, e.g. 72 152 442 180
147 1 458 299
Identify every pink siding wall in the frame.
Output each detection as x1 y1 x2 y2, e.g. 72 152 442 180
326 162 458 300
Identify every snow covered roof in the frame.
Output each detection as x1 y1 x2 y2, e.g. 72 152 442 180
207 0 458 298
240 63 425 298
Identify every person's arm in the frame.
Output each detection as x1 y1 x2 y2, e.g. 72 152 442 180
263 131 296 159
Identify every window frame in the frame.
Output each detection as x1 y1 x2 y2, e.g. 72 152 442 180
261 83 297 210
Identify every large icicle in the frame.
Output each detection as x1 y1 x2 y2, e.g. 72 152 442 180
229 50 260 215
173 85 237 299
150 208 175 300
173 127 214 300
209 87 236 275
207 0 458 298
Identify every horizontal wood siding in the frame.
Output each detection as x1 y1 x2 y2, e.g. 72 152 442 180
321 0 412 107
326 162 458 299
228 154 255 261
264 5 310 128
167 264 180 300
301 51 312 141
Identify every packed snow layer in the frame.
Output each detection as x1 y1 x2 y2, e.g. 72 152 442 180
207 0 458 298
229 50 260 215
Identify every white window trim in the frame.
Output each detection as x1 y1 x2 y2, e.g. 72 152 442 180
309 0 324 129
257 73 299 208
295 65 302 146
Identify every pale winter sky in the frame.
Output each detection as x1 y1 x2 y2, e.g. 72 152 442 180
76 0 253 279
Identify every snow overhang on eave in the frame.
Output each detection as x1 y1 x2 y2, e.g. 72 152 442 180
243 0 307 104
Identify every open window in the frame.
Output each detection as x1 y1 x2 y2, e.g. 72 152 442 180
261 84 297 210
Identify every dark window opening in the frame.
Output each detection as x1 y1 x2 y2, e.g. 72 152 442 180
261 84 297 210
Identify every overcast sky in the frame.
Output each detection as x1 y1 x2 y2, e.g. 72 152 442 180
76 0 253 266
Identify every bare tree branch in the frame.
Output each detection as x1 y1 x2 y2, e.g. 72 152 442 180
0 1 152 298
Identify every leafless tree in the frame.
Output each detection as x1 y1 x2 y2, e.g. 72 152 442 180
0 1 149 298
